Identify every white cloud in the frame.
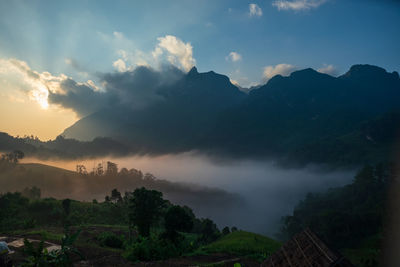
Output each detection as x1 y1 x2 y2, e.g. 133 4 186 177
152 35 196 72
317 64 338 76
249 4 263 17
0 58 100 109
263 63 297 80
113 31 124 39
226 52 242 62
230 79 240 86
113 59 127 72
272 0 328 11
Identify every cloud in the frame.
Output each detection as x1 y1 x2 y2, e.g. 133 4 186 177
317 64 338 76
65 58 89 78
226 52 242 62
113 59 127 72
263 63 297 80
0 58 67 109
152 35 196 72
272 0 328 11
249 4 263 17
0 58 106 115
48 78 109 116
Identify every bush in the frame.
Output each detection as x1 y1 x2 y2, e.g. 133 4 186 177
222 226 230 235
97 232 124 249
123 236 179 261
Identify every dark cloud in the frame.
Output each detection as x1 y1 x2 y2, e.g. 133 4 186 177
48 65 184 116
48 78 112 116
100 65 184 109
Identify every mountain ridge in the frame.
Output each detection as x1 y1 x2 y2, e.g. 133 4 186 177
2 64 399 166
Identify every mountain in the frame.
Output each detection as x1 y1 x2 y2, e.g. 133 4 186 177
11 64 400 166
62 67 246 154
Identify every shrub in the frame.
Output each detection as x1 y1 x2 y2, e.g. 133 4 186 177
123 236 179 261
97 232 124 249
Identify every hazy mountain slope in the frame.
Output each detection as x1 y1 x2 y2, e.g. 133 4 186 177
0 161 243 223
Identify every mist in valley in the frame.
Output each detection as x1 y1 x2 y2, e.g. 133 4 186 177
21 153 356 236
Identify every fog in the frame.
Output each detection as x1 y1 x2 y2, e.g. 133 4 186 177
22 152 356 236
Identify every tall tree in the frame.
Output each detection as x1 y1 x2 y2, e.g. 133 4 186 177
129 187 165 237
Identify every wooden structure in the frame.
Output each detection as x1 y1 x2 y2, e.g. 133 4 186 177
262 228 354 267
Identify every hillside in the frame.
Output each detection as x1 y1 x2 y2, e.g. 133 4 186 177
0 161 243 223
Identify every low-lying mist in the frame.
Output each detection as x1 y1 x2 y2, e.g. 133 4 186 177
21 152 356 236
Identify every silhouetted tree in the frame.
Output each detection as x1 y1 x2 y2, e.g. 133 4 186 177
62 199 71 217
129 187 165 237
1 150 24 163
110 188 122 203
222 226 230 235
106 161 118 176
164 205 193 240
200 218 220 243
76 165 87 175
96 163 104 176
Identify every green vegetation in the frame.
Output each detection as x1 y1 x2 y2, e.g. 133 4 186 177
199 231 281 261
0 156 256 267
97 232 124 249
279 162 395 266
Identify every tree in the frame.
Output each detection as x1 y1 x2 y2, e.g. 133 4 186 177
106 161 118 176
200 219 220 243
164 205 193 239
1 150 24 163
76 165 87 175
95 163 104 176
222 226 230 235
110 188 122 203
62 199 71 217
129 187 165 237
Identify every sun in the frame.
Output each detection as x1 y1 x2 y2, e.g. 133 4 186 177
31 85 49 109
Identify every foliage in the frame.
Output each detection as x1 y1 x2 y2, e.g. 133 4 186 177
0 150 24 163
164 205 193 240
222 226 230 236
1 185 224 263
97 232 124 249
123 235 180 261
279 162 395 264
21 239 48 267
21 227 82 267
47 227 83 266
128 187 166 237
201 231 281 260
198 219 220 244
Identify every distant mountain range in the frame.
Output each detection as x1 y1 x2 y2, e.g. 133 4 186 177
1 64 399 166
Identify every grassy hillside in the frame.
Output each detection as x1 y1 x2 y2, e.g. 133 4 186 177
196 231 281 262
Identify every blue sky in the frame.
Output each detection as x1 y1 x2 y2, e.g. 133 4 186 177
1 0 399 85
0 0 399 139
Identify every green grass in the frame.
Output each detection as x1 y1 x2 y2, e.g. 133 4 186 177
195 231 281 261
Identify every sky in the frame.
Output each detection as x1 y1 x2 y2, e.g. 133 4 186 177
0 0 399 140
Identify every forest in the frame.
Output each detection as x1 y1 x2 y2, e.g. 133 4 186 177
0 153 396 266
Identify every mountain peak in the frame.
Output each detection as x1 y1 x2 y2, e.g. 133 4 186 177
290 68 319 77
187 66 198 76
340 64 390 80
